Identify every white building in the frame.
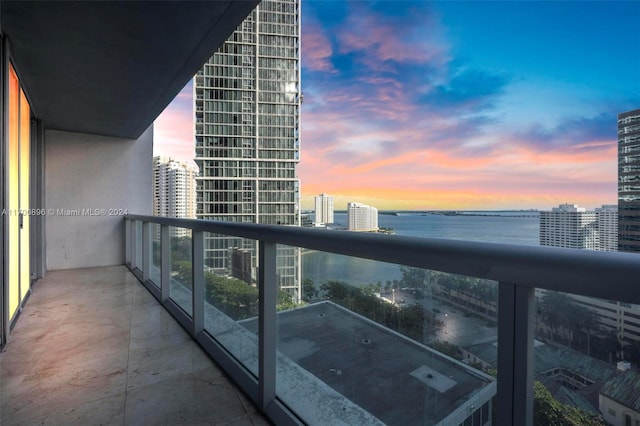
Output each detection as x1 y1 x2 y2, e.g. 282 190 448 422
540 203 617 251
540 204 598 249
194 0 301 301
599 368 640 426
153 156 197 236
314 193 334 226
596 205 619 252
539 204 640 343
347 202 378 232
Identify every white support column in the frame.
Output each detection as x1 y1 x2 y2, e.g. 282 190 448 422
161 225 170 302
130 220 139 270
258 241 277 412
142 221 151 282
496 282 535 426
125 218 131 267
192 231 204 335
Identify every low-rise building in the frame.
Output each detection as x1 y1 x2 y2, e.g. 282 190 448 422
242 301 496 425
599 369 640 426
462 339 618 414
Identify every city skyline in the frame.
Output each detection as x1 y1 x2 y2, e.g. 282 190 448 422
155 0 640 211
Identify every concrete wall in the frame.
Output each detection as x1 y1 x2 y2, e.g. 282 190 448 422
45 127 153 270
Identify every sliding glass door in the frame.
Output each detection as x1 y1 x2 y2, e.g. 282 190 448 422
6 62 31 325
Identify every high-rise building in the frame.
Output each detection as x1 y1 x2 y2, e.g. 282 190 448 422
539 203 640 343
540 203 617 251
314 193 334 226
596 205 618 252
153 156 198 237
194 0 301 301
347 202 378 232
539 204 598 249
618 108 640 252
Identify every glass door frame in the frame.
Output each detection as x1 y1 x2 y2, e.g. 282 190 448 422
1 38 38 346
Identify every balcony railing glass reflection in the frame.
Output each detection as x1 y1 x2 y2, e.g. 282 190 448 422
125 214 640 426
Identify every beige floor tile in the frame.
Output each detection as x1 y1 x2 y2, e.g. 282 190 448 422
124 368 248 425
0 266 269 426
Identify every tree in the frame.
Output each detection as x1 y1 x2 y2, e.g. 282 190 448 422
538 291 574 345
206 272 259 320
399 266 428 288
572 305 600 356
302 278 317 302
320 280 442 342
533 381 605 425
171 236 192 261
172 260 192 287
277 290 296 311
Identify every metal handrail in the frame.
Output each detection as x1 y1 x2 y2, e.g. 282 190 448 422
126 214 640 426
127 214 640 305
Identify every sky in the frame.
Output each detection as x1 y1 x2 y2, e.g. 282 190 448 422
154 0 640 211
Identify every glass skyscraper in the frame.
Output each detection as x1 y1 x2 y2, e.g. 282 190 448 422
194 0 301 301
618 108 640 252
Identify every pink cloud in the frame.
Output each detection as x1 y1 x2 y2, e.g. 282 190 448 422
302 21 337 73
299 94 618 210
336 7 449 68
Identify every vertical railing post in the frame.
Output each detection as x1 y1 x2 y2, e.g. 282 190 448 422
125 218 131 267
258 240 277 413
496 282 535 426
142 221 151 282
192 231 204 335
131 220 139 270
161 224 170 302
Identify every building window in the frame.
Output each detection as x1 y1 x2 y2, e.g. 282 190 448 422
609 407 616 417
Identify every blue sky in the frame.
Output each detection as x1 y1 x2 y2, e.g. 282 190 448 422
155 0 640 210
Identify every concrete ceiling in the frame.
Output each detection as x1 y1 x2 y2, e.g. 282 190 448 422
1 0 259 139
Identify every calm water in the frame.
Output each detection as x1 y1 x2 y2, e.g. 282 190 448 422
302 211 539 286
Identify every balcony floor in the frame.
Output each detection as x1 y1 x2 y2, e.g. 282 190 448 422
0 266 271 425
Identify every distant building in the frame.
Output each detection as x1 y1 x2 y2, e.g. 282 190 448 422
540 204 597 249
596 205 619 252
153 156 197 236
314 193 334 226
229 247 252 285
300 213 313 228
618 108 640 252
540 203 617 251
538 204 640 344
347 202 378 231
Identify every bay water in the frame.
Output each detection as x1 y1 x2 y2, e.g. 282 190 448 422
302 211 540 287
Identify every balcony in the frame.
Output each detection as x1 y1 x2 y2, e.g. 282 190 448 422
117 215 640 425
0 265 270 425
1 2 639 425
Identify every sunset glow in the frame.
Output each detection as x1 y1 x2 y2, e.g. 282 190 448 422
155 1 640 211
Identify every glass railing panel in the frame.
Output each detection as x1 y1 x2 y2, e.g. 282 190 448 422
266 247 497 425
169 227 192 316
202 232 260 377
150 223 161 286
533 290 635 425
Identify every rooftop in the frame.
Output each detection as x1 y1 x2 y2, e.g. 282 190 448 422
600 370 640 411
241 301 495 425
464 339 619 412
